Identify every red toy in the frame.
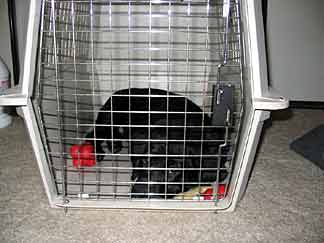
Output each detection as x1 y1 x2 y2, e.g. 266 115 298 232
202 184 226 200
70 143 96 168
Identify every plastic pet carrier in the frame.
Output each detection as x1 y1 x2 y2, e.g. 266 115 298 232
0 0 288 211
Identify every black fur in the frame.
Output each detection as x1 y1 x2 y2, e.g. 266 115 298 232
85 88 227 198
86 88 206 160
130 118 228 198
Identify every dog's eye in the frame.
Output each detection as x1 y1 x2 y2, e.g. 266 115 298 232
168 170 174 174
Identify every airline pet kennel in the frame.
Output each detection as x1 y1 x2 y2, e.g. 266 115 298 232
0 0 288 211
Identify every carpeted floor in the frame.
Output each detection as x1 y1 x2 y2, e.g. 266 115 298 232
0 109 323 243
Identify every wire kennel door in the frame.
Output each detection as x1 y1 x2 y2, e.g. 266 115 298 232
0 0 288 211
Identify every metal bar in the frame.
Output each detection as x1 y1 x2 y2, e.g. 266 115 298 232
40 60 241 66
55 180 224 186
45 123 238 130
43 9 240 18
41 38 240 47
164 0 171 200
127 0 132 199
42 29 241 35
50 0 68 203
181 0 191 195
147 0 152 199
43 0 235 6
223 0 245 198
109 0 118 199
197 0 210 199
71 0 85 197
33 0 60 196
53 167 229 173
89 0 101 199
48 139 236 147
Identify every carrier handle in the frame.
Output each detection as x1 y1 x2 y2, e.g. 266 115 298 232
0 86 28 106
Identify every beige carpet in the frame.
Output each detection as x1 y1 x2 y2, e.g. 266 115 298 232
0 109 323 243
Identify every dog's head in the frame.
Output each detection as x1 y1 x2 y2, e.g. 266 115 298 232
131 155 185 198
130 119 228 198
130 126 201 198
85 125 124 161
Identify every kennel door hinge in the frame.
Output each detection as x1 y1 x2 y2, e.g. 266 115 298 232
0 86 28 106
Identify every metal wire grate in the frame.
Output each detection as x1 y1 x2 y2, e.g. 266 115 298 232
33 0 244 204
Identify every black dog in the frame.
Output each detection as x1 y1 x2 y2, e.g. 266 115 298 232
85 88 207 161
130 118 228 199
85 88 227 198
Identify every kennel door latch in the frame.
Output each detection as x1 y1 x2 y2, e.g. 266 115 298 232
212 84 234 126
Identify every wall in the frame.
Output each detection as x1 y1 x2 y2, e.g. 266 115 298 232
14 0 30 85
267 0 324 102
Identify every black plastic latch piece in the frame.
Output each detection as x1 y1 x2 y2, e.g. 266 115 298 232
211 84 234 126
